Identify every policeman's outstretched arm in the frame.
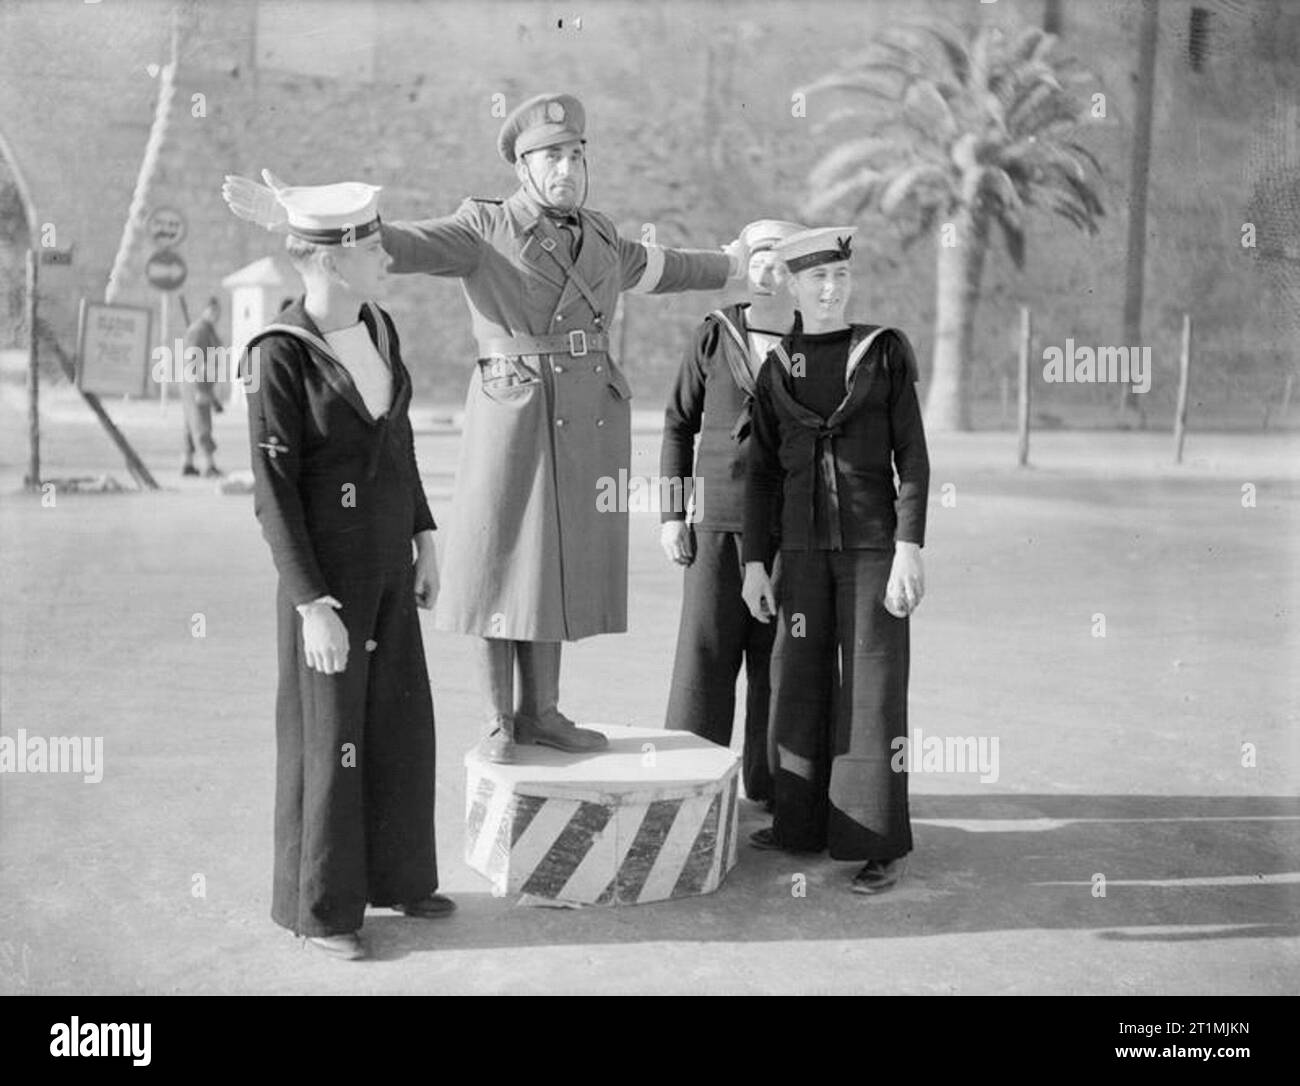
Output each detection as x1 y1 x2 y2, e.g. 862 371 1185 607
380 200 485 279
614 227 747 296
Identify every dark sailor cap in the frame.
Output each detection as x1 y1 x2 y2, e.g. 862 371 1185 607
498 93 586 164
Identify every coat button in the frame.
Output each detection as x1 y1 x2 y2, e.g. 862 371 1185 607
596 418 605 427
555 313 564 322
594 364 603 373
556 418 566 427
554 364 564 374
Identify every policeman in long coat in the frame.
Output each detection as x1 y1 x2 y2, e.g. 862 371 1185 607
225 94 744 761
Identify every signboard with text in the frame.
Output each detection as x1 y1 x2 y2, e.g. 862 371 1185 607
76 300 152 398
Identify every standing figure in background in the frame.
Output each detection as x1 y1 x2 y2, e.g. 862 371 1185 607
181 296 224 478
659 219 805 807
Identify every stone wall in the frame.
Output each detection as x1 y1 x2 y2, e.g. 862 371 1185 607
1 0 1296 414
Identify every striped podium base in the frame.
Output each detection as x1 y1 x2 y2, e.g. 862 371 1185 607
464 725 741 906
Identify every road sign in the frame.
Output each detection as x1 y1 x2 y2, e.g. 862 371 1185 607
145 248 187 291
147 206 187 248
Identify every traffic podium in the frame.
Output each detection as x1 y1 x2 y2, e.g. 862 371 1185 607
463 725 741 906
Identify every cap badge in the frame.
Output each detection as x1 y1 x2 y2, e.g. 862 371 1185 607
547 101 565 122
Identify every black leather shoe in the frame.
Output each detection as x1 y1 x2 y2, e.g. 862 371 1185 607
181 464 200 477
395 893 457 919
749 827 821 854
476 714 516 764
515 708 608 753
851 858 904 895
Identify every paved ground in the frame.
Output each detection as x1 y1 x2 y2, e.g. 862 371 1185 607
0 382 1297 994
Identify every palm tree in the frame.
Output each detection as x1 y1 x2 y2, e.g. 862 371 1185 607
801 21 1104 431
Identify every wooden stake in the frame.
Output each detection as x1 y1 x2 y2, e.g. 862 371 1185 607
45 314 159 490
159 291 170 412
1017 306 1032 467
1173 313 1192 464
25 248 40 491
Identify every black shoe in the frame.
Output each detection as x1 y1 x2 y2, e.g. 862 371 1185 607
749 826 822 854
203 464 224 478
850 858 904 895
515 708 608 752
395 893 457 919
181 464 200 477
475 714 516 764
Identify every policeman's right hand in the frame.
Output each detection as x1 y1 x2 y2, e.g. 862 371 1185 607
741 561 776 623
660 520 695 566
301 604 350 674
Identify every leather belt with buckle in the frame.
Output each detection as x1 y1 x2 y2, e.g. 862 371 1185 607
480 331 610 359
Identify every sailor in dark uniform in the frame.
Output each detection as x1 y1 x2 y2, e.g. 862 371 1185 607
237 182 450 960
660 219 805 806
740 227 930 895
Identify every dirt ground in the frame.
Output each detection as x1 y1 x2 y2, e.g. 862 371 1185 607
0 382 1297 994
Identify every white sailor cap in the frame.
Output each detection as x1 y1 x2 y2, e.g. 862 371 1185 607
275 181 383 245
740 219 806 253
774 226 857 273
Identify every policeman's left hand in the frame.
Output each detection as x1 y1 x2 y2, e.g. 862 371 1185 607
722 236 750 281
886 542 924 617
414 542 440 610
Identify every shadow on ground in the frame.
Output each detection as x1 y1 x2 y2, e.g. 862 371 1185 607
354 793 1300 961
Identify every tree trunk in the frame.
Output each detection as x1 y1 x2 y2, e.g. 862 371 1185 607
1044 0 1064 36
925 205 988 432
1120 0 1158 428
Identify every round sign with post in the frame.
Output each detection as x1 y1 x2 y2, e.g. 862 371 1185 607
145 249 187 292
147 206 187 249
146 247 187 412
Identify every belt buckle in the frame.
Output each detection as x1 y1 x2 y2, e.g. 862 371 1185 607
568 329 588 357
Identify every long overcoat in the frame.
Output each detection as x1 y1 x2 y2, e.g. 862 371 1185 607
382 188 730 641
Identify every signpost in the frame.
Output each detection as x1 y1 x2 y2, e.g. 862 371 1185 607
144 207 188 410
